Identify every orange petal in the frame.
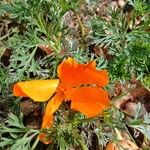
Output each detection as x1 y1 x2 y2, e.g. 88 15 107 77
106 142 116 150
13 83 28 97
65 87 110 117
41 92 64 129
57 57 109 87
13 79 59 102
39 92 64 144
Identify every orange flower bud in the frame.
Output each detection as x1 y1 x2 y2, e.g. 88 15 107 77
106 129 139 150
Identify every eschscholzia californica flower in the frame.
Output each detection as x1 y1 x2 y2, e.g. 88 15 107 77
106 129 139 150
13 57 110 144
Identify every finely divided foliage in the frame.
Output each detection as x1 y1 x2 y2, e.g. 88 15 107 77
0 0 150 150
89 0 150 80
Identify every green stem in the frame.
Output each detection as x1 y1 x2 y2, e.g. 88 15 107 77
31 137 39 150
74 131 88 150
73 116 103 125
22 46 37 71
75 12 85 38
0 32 13 41
124 124 136 144
80 139 88 150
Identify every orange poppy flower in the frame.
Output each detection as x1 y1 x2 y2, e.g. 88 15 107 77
13 57 110 144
